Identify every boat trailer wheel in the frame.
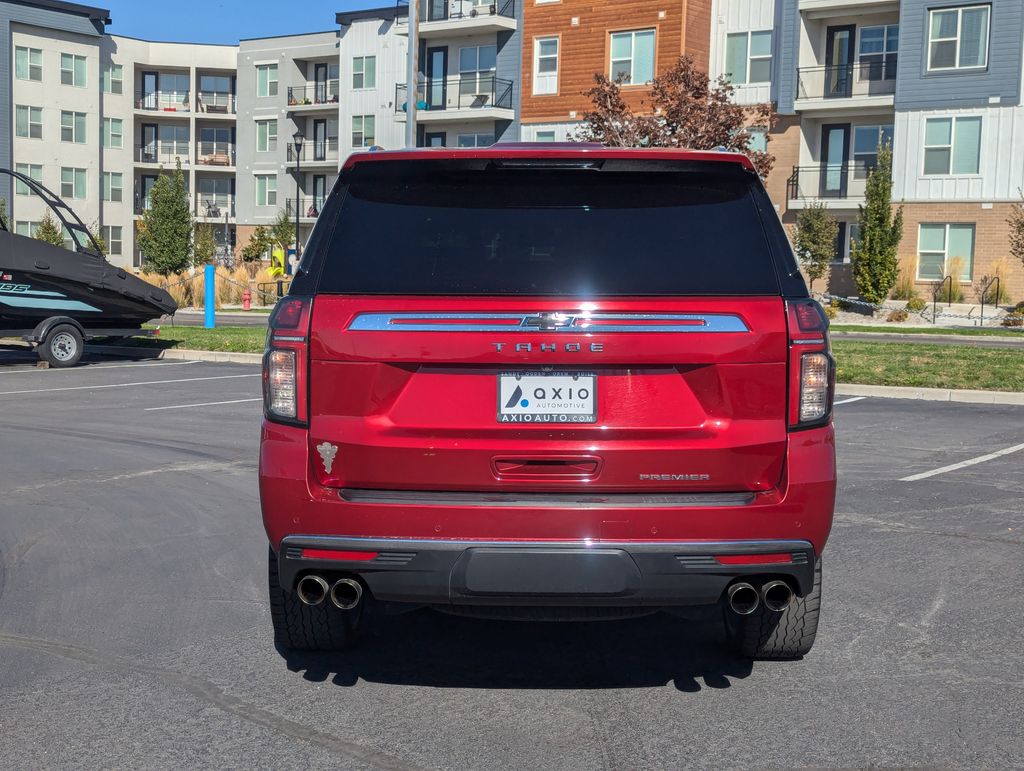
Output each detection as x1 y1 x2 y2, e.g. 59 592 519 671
40 324 84 368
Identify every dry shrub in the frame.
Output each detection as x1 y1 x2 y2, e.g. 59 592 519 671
138 270 193 308
252 266 279 306
886 309 909 323
890 257 919 301
216 266 244 305
1002 311 1024 327
942 256 966 303
976 256 1013 306
191 270 224 311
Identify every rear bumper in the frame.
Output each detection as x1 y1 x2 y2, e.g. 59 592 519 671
275 536 817 607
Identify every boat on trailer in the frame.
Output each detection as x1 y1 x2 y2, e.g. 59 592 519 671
0 169 176 367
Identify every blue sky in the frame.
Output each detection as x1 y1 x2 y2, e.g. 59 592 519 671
102 0 379 44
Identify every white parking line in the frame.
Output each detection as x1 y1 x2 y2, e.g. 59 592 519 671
145 397 262 412
834 396 867 406
1 360 201 375
0 373 259 396
900 442 1024 482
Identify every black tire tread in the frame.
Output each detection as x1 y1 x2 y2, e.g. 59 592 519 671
727 558 822 659
267 547 358 651
40 324 83 368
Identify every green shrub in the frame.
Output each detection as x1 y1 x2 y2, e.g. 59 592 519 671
1002 312 1024 328
1014 301 1024 313
905 296 927 313
824 304 838 320
887 309 909 322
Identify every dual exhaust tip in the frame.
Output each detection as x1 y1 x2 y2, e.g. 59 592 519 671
296 575 363 610
727 580 794 615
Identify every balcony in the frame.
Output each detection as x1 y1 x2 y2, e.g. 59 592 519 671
286 139 340 165
395 76 514 122
196 90 236 115
795 63 896 111
195 142 236 168
287 81 340 110
196 197 236 219
135 144 190 166
787 162 871 208
285 197 326 220
135 90 191 113
396 0 517 37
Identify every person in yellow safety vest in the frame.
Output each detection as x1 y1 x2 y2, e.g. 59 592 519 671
269 246 286 278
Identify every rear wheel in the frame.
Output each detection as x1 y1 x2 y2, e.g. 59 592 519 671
267 547 361 651
40 324 83 368
725 558 822 659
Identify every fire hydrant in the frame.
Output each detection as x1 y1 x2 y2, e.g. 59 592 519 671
242 287 252 311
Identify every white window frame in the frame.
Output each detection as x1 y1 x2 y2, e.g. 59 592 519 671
15 46 42 81
61 110 87 144
533 36 559 96
352 114 375 148
102 171 123 202
14 163 43 195
609 29 656 85
927 5 990 72
15 221 40 238
102 225 123 256
535 130 557 142
60 52 87 87
922 116 981 176
724 30 772 85
255 174 277 207
103 63 123 94
917 223 975 281
256 119 278 152
102 117 123 149
256 64 278 97
61 167 86 200
352 56 376 90
15 105 43 139
456 132 495 148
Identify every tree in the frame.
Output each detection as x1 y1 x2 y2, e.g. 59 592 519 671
575 55 778 177
137 161 193 275
270 209 294 254
35 212 66 247
850 144 903 305
88 221 107 255
0 197 8 230
1008 189 1024 272
193 223 218 266
241 225 272 278
794 203 838 293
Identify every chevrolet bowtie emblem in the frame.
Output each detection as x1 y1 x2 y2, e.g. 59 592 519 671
520 313 575 330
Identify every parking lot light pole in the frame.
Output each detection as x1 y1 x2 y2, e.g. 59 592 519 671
292 130 304 263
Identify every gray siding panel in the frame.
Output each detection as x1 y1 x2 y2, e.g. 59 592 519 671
895 0 1023 109
1 3 104 202
775 0 798 114
494 0 522 142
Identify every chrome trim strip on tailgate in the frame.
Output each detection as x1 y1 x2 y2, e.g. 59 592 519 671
339 488 755 508
348 312 749 333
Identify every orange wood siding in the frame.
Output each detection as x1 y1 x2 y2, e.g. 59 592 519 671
521 0 712 124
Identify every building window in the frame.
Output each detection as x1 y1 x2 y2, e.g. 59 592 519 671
928 5 990 71
61 111 87 144
256 119 278 152
610 29 656 85
859 25 898 80
102 63 123 94
102 225 123 256
724 31 772 85
61 167 87 199
918 223 975 280
60 52 87 87
102 118 123 149
15 105 43 139
15 221 40 238
533 37 559 95
257 64 278 97
353 56 376 89
853 124 894 177
255 175 277 206
457 132 495 147
14 163 43 195
459 45 497 97
102 172 123 202
745 127 768 154
923 116 981 175
352 115 375 147
15 46 42 81
535 130 556 142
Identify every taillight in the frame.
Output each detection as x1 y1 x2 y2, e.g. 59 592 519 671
263 296 312 425
786 299 834 429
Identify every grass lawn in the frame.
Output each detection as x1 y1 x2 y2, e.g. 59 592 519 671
831 340 1024 392
832 324 1024 338
132 325 266 353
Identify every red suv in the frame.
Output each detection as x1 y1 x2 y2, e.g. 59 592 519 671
260 145 836 659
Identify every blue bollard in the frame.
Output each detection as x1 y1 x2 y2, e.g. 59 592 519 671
204 263 215 329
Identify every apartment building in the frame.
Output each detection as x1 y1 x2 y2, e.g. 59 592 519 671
519 0 712 142
713 0 1024 300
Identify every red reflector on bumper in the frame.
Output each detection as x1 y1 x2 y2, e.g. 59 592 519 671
302 549 379 562
715 553 792 565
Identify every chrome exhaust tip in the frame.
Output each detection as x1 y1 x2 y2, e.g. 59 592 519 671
762 580 794 612
329 577 363 611
727 582 760 615
296 574 329 606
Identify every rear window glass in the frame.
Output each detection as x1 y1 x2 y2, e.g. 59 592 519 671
315 167 780 296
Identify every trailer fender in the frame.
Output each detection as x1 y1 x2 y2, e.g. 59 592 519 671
27 316 85 344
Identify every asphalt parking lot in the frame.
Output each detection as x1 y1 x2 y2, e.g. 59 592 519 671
0 351 1022 769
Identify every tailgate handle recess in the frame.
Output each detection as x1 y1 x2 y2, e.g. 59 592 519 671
492 456 601 479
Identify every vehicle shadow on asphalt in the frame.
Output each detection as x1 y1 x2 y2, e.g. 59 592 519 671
279 608 754 691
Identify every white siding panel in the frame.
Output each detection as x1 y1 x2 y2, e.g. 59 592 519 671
710 0 776 106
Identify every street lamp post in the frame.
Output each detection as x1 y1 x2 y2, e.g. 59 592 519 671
205 200 221 264
292 130 304 263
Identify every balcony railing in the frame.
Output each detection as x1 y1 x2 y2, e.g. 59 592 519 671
397 0 515 22
135 90 191 112
197 90 236 114
796 61 897 101
396 75 514 113
285 197 326 218
196 142 236 166
135 144 190 165
287 139 340 163
197 197 236 218
787 162 873 201
288 81 340 106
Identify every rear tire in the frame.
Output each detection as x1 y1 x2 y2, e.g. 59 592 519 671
40 324 84 368
725 558 822 659
267 547 361 652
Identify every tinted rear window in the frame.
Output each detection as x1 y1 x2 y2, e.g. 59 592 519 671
315 166 780 296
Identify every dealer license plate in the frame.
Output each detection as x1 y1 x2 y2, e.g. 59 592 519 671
497 371 597 424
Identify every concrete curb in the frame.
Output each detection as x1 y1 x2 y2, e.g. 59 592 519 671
88 345 262 365
836 383 1024 405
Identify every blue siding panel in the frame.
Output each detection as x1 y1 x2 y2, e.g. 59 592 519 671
895 0 1023 109
494 2 522 142
776 0 798 114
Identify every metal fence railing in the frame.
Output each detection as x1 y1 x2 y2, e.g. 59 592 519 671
796 63 897 101
196 90 236 114
195 142 236 166
287 80 340 106
135 90 191 112
396 75 514 113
